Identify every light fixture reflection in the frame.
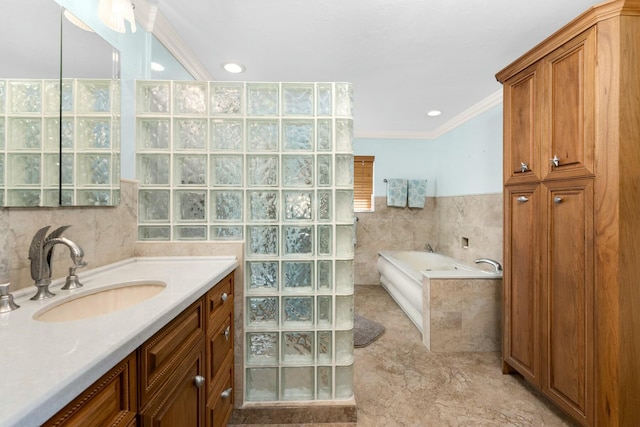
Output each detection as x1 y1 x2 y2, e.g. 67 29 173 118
98 0 137 34
427 110 442 117
151 62 165 72
63 10 94 32
223 63 246 74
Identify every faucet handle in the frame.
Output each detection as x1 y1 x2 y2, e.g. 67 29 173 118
61 261 87 291
0 283 20 313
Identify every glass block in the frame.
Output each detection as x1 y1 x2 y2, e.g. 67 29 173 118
335 295 354 329
246 368 278 401
335 364 354 399
77 80 111 113
43 81 60 114
77 118 111 149
175 155 207 185
247 155 278 187
335 260 354 293
138 154 170 186
211 155 243 186
317 84 332 116
211 190 243 221
317 296 332 328
335 154 353 187
0 118 4 150
336 119 353 152
138 226 171 241
175 190 206 221
210 82 243 115
284 226 313 255
44 153 71 186
247 332 278 365
173 119 207 150
284 191 312 221
174 225 207 240
77 154 110 185
9 118 41 149
60 154 73 185
247 261 278 291
248 191 278 222
9 81 41 113
0 81 5 112
317 119 332 151
317 366 332 399
282 120 313 151
317 260 333 291
335 83 353 117
247 297 279 328
247 83 278 116
60 190 74 206
44 118 74 151
42 189 62 207
137 119 171 150
60 81 74 113
335 190 354 222
138 190 170 222
247 225 278 256
318 331 332 364
282 331 314 364
336 330 354 365
174 82 207 115
7 154 40 185
211 226 243 241
77 190 112 206
283 261 313 292
0 156 3 185
247 119 278 151
336 225 355 258
282 155 313 187
317 225 332 256
318 190 332 222
282 367 314 400
317 155 332 187
211 119 243 151
137 81 170 114
7 190 40 207
283 84 313 115
283 296 313 326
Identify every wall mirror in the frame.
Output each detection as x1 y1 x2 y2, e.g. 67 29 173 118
0 0 120 207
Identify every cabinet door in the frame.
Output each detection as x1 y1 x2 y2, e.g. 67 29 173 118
541 28 596 180
542 179 594 425
503 63 541 184
503 184 541 383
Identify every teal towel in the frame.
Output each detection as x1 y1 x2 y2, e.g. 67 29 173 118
386 179 407 207
408 179 427 208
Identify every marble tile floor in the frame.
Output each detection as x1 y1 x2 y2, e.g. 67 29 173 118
231 285 577 427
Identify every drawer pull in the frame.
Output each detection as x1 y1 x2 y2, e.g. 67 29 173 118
551 155 560 167
221 292 229 303
554 197 563 204
223 325 231 341
221 387 232 400
193 375 205 388
516 196 529 203
520 162 529 173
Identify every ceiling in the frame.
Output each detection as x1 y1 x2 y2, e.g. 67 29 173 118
155 1 602 139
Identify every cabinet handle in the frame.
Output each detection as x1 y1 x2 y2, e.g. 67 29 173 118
221 388 233 400
551 155 560 167
516 196 529 203
222 325 231 341
554 197 563 204
221 292 229 303
193 375 205 388
520 162 529 173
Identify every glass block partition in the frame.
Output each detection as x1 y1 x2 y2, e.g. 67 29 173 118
136 80 355 402
0 79 120 206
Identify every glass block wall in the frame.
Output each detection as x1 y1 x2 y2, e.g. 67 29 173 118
135 80 355 402
0 79 120 207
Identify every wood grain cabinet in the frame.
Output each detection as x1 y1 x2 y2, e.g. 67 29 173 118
497 1 640 425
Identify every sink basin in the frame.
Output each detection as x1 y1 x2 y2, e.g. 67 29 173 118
34 281 166 322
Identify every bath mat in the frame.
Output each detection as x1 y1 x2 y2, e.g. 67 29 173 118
354 314 385 348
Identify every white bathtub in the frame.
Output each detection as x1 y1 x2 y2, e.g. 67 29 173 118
377 251 502 352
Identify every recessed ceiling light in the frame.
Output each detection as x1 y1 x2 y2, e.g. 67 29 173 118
151 62 165 72
222 63 246 74
427 110 442 117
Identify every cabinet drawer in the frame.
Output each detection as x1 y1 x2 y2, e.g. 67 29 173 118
138 299 205 405
206 357 234 427
207 305 233 395
206 272 234 324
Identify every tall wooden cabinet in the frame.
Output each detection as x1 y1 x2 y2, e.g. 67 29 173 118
497 1 640 425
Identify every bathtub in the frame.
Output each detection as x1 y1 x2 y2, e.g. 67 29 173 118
377 251 502 352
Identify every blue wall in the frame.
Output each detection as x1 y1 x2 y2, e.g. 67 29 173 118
354 104 503 197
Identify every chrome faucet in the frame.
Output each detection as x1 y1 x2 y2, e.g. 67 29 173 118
425 243 434 253
474 258 503 273
28 225 87 300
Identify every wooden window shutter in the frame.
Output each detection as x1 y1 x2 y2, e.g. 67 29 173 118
354 156 374 211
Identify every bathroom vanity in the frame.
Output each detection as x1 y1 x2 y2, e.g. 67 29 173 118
0 256 237 427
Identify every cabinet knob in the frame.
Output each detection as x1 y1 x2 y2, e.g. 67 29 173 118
221 292 229 302
520 162 529 173
516 196 529 203
554 196 563 204
551 155 560 167
222 325 231 341
193 375 205 388
221 387 233 400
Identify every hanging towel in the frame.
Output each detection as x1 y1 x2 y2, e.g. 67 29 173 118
386 179 408 207
408 179 427 208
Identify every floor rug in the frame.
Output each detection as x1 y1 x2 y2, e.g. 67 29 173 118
354 314 385 348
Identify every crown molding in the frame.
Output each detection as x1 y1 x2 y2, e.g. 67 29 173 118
354 89 503 140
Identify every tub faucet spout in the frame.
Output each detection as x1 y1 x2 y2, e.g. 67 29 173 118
425 243 434 253
474 258 502 272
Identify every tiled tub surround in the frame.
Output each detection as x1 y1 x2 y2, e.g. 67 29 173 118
377 250 502 352
0 256 237 427
135 81 356 408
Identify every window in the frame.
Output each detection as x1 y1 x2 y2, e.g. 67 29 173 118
354 156 374 212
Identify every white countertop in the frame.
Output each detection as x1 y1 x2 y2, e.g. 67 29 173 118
0 256 238 427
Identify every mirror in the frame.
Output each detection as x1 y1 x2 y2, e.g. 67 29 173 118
0 0 120 207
